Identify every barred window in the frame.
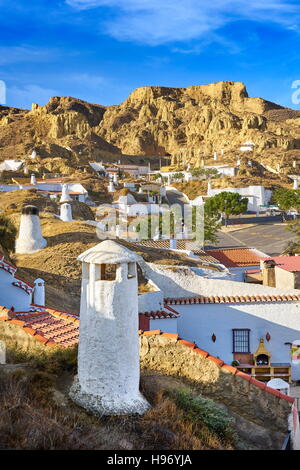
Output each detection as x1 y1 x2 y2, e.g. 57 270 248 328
232 329 250 353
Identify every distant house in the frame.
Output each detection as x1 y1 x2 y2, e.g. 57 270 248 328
240 141 255 152
204 164 237 177
261 256 300 289
207 185 272 213
0 179 88 203
206 247 268 282
0 160 24 171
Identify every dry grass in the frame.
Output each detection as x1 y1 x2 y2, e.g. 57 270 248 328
0 361 235 450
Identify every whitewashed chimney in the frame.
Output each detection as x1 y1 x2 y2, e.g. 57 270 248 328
213 151 218 161
294 179 299 190
31 150 37 160
33 278 45 306
108 181 115 192
60 184 72 203
293 160 297 168
113 173 119 184
30 174 37 185
170 238 177 250
207 180 213 195
0 341 6 365
15 205 47 254
69 240 150 415
60 202 73 222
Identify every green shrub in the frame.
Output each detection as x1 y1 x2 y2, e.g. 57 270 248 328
172 389 235 444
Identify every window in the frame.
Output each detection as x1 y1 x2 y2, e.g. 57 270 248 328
128 262 136 279
232 329 250 353
100 264 117 281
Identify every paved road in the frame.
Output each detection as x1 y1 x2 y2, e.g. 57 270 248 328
206 223 297 256
166 189 189 207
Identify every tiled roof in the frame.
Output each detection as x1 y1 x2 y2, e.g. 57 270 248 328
165 294 300 305
132 239 202 251
0 308 79 348
262 256 300 273
138 330 295 404
205 248 265 267
139 305 179 320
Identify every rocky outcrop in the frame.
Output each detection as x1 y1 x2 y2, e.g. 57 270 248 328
0 81 300 171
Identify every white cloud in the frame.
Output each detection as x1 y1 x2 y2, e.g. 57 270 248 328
7 84 59 109
65 0 300 45
0 46 60 66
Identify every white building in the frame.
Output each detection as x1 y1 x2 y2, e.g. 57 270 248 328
165 295 300 380
70 240 150 415
240 141 255 152
0 160 24 172
204 164 237 177
0 181 88 203
207 185 272 212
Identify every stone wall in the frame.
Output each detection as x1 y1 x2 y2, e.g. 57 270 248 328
139 331 294 449
0 320 48 355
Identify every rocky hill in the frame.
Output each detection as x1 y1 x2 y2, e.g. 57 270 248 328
1 81 300 172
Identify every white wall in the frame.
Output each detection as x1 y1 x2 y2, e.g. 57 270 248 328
150 317 178 333
141 262 300 299
175 302 300 380
207 185 272 212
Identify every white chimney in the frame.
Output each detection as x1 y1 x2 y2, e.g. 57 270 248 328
70 240 150 415
293 160 297 168
170 238 177 250
108 181 115 192
31 150 37 160
60 202 73 222
60 184 72 203
30 174 37 185
213 151 218 161
113 173 119 184
207 180 213 195
15 205 47 254
0 341 6 365
33 278 45 306
294 179 299 190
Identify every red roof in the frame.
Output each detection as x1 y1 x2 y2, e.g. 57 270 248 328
206 248 265 267
262 256 300 272
165 294 300 305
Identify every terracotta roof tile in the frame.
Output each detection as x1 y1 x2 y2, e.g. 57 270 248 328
262 256 300 273
206 247 265 267
195 348 209 358
143 330 161 335
164 294 300 305
178 339 195 349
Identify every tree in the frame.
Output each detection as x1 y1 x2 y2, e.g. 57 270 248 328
205 191 248 225
0 214 17 252
191 168 219 179
173 172 185 182
273 188 300 212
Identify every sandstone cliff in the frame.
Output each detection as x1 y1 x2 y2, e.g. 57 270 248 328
1 81 300 172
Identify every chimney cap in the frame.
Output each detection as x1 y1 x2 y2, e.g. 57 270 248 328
22 205 39 216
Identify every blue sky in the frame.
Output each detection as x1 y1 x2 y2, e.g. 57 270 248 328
1 0 300 109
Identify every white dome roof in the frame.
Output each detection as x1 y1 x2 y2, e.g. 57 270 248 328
77 240 141 264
